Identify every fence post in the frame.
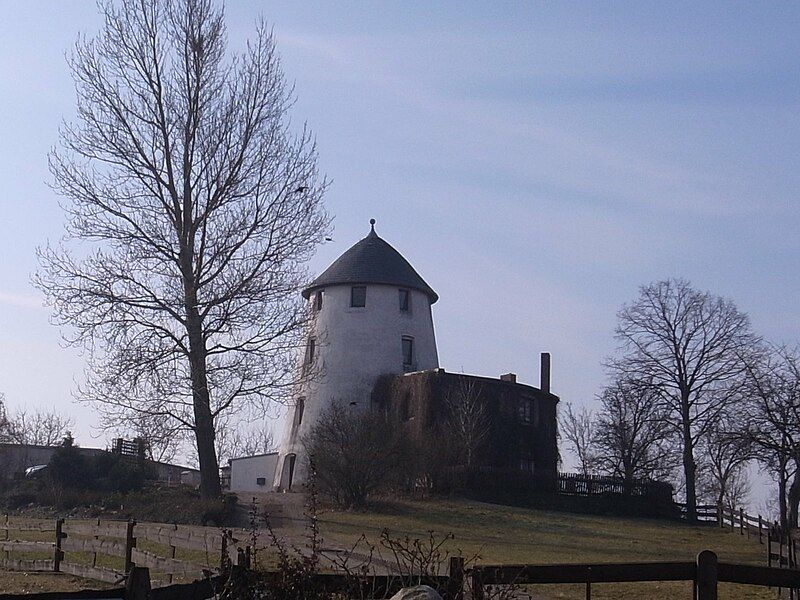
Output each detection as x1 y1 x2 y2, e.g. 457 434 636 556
696 550 718 600
446 556 464 600
769 529 773 569
167 523 178 584
471 568 485 600
3 514 9 563
220 530 229 573
125 566 151 600
92 518 100 568
53 518 64 572
759 515 764 544
730 508 734 533
125 520 137 574
716 504 723 528
740 508 745 535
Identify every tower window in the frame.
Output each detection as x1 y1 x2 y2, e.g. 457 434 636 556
313 290 323 311
305 338 316 369
294 397 305 428
351 286 367 308
402 336 415 372
399 289 410 312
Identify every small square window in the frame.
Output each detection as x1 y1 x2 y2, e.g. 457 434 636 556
314 290 323 311
518 399 533 423
256 477 266 486
399 289 410 312
351 286 366 308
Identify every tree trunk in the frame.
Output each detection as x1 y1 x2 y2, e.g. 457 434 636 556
682 400 697 521
779 464 789 535
181 236 221 499
187 311 221 499
788 465 800 531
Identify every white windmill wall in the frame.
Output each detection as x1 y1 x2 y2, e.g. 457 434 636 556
273 284 438 490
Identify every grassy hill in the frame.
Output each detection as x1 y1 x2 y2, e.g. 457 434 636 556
309 497 773 599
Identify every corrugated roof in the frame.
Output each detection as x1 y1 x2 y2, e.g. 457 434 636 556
302 221 438 303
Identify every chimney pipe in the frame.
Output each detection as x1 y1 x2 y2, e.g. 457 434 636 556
540 352 551 394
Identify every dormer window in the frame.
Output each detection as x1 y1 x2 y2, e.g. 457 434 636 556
351 286 366 308
399 289 410 313
313 290 323 311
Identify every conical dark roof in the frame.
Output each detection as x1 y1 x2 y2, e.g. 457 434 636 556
303 221 438 303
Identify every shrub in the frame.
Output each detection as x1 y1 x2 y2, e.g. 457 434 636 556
303 402 410 509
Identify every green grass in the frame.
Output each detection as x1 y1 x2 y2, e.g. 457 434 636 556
310 498 775 599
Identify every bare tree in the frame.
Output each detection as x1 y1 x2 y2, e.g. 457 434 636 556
593 377 676 487
697 413 751 511
213 414 275 464
34 0 329 498
303 403 408 508
117 412 185 464
0 394 10 443
559 403 599 476
8 408 74 447
443 378 489 469
608 279 758 520
741 346 800 531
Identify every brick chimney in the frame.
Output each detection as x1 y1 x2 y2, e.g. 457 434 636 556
540 352 551 393
500 373 517 383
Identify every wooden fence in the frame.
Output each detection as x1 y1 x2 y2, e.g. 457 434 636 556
0 515 239 586
470 550 800 600
556 472 673 500
5 551 800 600
0 567 226 600
675 503 720 524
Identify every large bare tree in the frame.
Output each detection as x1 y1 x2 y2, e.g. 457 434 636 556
559 403 599 476
609 279 758 520
593 377 676 488
741 346 800 532
35 0 329 498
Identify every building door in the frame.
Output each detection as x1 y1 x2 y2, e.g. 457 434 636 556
281 453 297 491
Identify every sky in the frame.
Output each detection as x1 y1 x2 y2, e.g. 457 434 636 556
0 2 798 503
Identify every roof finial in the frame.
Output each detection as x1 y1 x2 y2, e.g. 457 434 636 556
369 218 376 232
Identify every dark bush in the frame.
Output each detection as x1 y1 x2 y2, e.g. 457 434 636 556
2 480 40 509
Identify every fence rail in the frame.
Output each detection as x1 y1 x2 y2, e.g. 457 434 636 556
470 550 800 600
0 515 239 587
4 548 800 600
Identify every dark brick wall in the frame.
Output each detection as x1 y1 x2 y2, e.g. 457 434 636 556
372 370 559 479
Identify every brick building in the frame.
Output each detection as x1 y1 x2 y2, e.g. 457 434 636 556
373 355 559 483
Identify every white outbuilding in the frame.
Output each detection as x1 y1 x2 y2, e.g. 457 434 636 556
274 220 439 490
229 452 279 494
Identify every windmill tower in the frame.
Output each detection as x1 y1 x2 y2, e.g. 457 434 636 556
274 220 439 490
